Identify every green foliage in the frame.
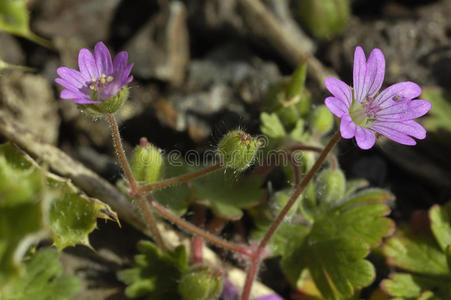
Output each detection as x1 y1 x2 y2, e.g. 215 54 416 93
0 57 32 71
382 202 451 299
117 241 188 300
297 0 350 40
260 113 286 139
310 105 334 134
0 0 51 47
2 248 80 300
192 171 264 220
152 158 193 216
421 88 451 133
0 143 118 288
254 183 392 300
178 266 223 300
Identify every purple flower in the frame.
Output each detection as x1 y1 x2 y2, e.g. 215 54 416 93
324 46 431 149
55 41 133 104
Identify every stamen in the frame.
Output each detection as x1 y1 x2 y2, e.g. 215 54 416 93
89 84 96 90
107 76 113 82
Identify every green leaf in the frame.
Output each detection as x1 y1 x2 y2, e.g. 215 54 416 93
153 159 193 216
0 142 119 287
260 112 286 139
46 175 118 249
383 225 449 276
289 119 306 141
0 57 32 72
3 248 80 300
117 241 188 300
430 202 451 251
421 87 451 133
281 187 393 299
282 236 375 300
192 171 264 220
381 273 451 300
0 0 51 47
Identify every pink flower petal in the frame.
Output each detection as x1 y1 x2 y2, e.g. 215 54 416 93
365 48 385 97
374 82 421 108
325 77 352 107
73 98 101 104
355 126 376 150
340 114 357 139
78 48 99 80
94 41 113 75
353 46 367 103
60 89 86 100
325 96 348 117
376 99 431 121
371 120 426 140
370 123 416 145
113 51 128 75
56 67 88 88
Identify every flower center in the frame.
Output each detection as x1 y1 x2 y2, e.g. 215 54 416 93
350 96 378 127
89 74 114 100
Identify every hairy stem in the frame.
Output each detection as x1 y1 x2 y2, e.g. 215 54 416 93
106 114 166 251
241 131 341 300
147 195 253 257
139 163 222 194
106 114 138 194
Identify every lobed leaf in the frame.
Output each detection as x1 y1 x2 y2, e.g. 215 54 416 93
117 241 188 300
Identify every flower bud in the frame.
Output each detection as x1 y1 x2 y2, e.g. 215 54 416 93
218 130 259 171
178 266 223 300
271 189 300 219
83 87 129 115
298 0 350 40
315 168 346 204
130 137 164 184
310 105 334 134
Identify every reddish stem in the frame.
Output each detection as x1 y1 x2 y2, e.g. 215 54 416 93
192 206 206 264
241 131 341 300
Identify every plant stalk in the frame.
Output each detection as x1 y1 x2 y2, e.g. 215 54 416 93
241 131 341 300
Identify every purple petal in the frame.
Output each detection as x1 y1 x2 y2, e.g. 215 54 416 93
73 98 101 104
374 82 421 108
376 99 431 121
113 51 128 75
371 120 426 140
325 77 352 107
78 48 99 80
56 67 88 89
365 48 385 97
325 96 348 117
94 41 113 75
221 279 239 300
60 89 86 100
353 46 367 103
121 63 134 85
340 114 357 139
355 126 376 150
370 123 417 145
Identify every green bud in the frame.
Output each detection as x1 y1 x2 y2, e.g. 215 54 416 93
310 105 334 134
131 137 164 184
178 266 223 300
298 182 316 222
82 87 129 115
271 189 299 219
218 130 259 171
275 105 300 128
296 89 312 117
287 63 307 101
315 168 346 204
298 0 350 40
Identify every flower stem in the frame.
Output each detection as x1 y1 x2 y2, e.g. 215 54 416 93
192 206 206 264
139 163 223 194
241 131 341 300
106 114 138 194
106 114 166 251
147 195 253 257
